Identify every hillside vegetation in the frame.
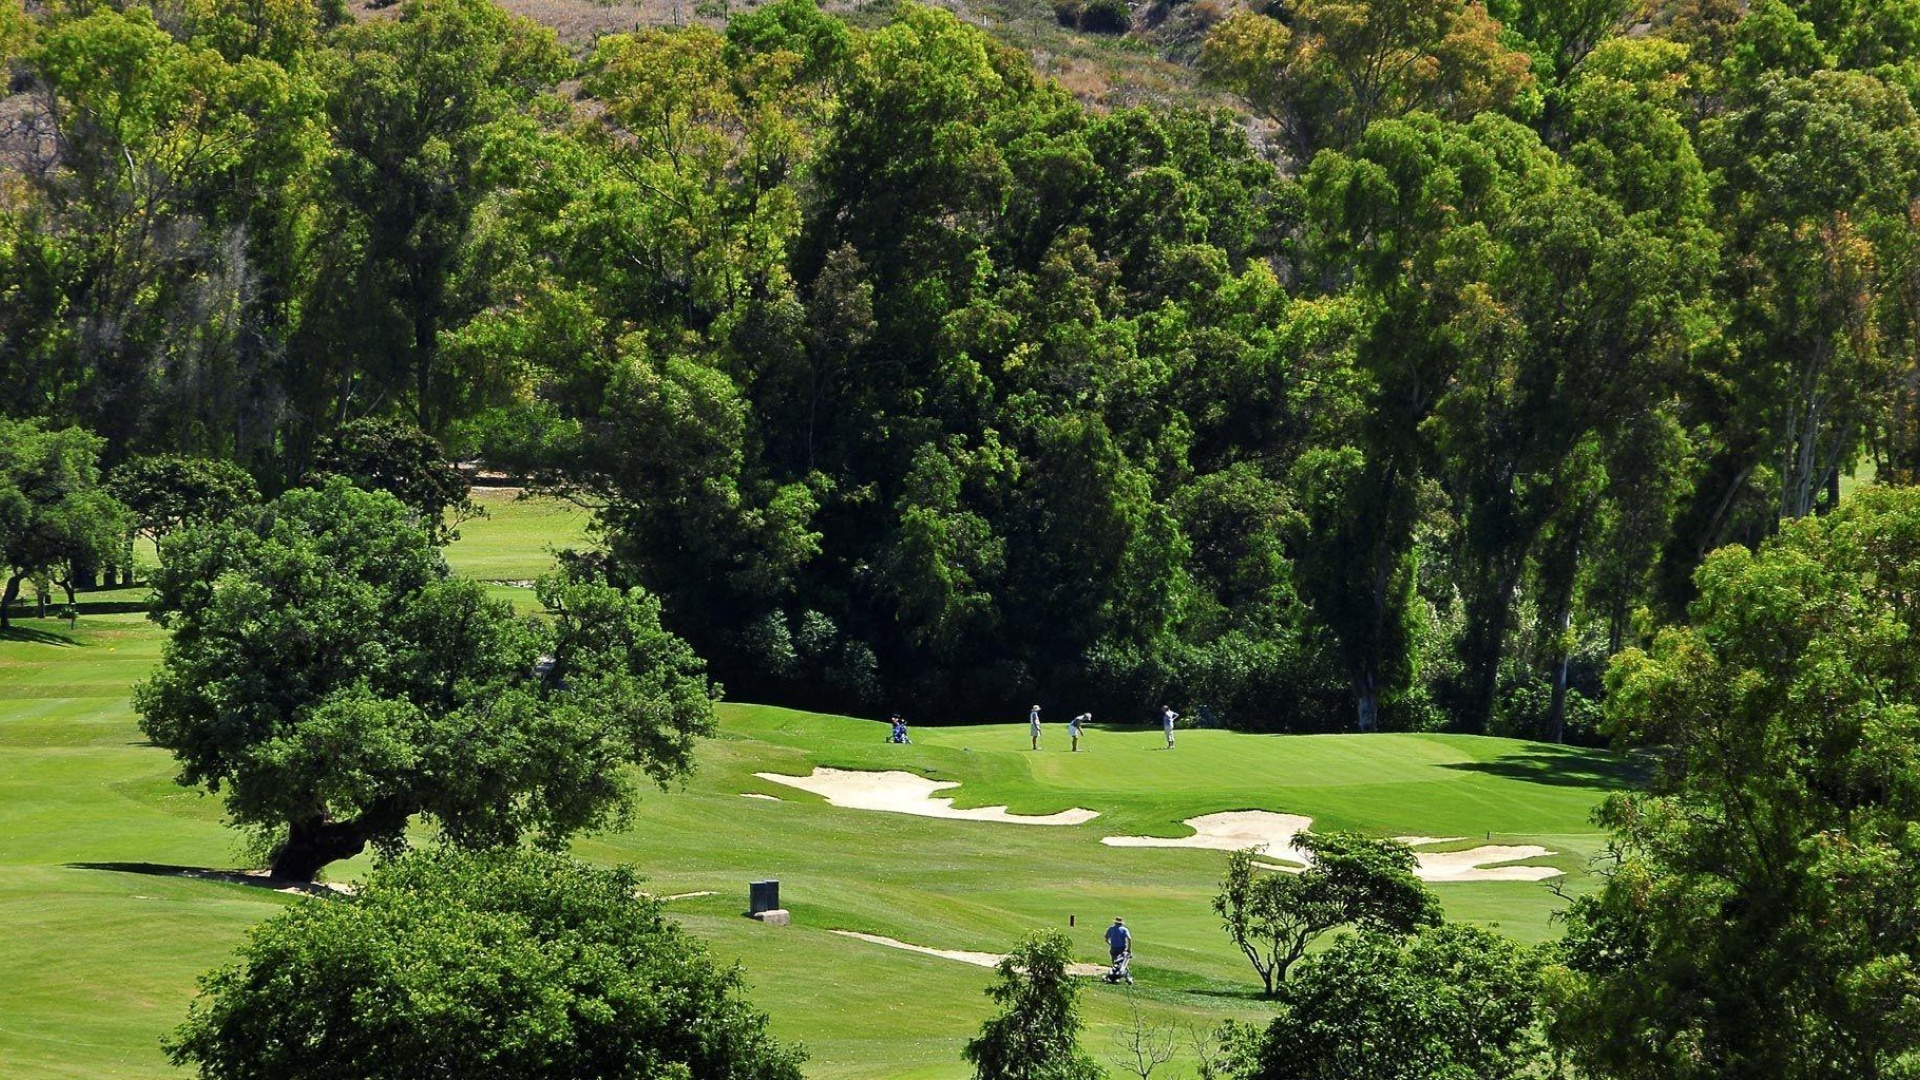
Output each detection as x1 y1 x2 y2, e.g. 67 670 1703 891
6 0 1916 738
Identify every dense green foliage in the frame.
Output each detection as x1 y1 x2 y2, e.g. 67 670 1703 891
1549 486 1920 1078
108 454 259 545
7 0 1920 735
963 930 1103 1080
167 847 806 1080
1229 924 1547 1079
0 416 129 625
309 416 477 542
135 479 715 879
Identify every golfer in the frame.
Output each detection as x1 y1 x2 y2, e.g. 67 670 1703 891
1106 917 1131 961
1161 704 1178 749
1070 712 1088 752
1029 704 1042 750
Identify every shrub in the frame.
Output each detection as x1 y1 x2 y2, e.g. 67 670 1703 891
1079 0 1131 33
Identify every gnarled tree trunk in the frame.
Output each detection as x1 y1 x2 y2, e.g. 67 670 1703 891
0 574 21 630
270 816 370 883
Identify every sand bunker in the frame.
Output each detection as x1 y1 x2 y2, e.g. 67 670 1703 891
1101 811 1560 882
1101 810 1316 863
740 793 782 801
754 768 1099 825
1413 846 1560 882
833 931 1109 977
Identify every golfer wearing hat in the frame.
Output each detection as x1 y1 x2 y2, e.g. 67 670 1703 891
1029 704 1042 750
1106 917 1131 961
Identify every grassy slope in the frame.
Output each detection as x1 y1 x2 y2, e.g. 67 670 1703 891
0 494 1625 1079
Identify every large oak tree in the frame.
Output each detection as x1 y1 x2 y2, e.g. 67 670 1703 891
135 477 716 881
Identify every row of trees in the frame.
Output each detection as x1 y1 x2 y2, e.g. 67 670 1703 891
0 413 471 627
8 0 1919 733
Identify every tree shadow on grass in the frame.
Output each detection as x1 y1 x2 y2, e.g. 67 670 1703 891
1440 747 1647 791
67 861 351 898
0 625 80 646
69 598 153 616
1181 984 1278 1005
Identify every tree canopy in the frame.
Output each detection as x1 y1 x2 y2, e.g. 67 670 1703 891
1213 834 1441 994
0 417 129 626
963 930 1103 1080
6 0 1920 737
1550 485 1920 1078
167 847 806 1080
135 479 715 880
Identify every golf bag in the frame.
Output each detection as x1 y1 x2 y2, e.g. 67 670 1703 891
1104 951 1133 985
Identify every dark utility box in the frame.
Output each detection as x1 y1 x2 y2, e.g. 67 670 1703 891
750 880 780 915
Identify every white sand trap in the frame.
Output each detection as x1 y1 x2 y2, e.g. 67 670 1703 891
1101 811 1316 864
1413 846 1561 882
1101 811 1561 882
832 931 1109 977
754 768 1099 825
740 793 782 801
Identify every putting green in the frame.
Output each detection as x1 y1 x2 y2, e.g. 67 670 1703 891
0 494 1630 1079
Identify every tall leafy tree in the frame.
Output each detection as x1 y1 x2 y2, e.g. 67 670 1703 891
309 417 476 543
305 0 565 436
135 479 716 880
1552 486 1920 1078
1200 0 1535 159
109 454 259 547
4 4 319 457
1214 834 1441 994
1232 925 1547 1080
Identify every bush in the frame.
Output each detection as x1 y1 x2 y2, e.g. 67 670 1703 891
964 931 1102 1080
167 848 806 1080
1233 925 1546 1080
1078 0 1131 33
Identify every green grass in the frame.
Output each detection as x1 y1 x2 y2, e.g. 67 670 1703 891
0 493 1628 1078
444 487 594 582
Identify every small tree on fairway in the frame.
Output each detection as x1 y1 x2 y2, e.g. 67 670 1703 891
311 417 478 543
0 417 130 628
108 455 259 547
166 847 806 1080
964 930 1103 1080
135 478 716 881
1109 987 1176 1080
1213 833 1440 995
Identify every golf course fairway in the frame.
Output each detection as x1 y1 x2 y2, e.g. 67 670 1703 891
0 493 1634 1078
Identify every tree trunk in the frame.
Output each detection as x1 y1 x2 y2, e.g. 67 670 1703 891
1546 607 1572 746
0 574 19 630
1353 671 1380 733
269 816 370 883
1458 561 1524 734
